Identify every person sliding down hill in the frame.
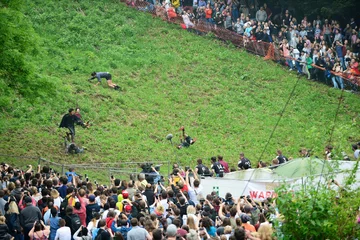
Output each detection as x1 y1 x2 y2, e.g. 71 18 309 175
177 126 196 149
88 72 120 90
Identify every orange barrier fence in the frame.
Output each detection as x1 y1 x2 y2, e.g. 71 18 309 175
121 0 359 91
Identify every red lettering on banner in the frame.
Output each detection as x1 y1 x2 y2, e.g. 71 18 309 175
249 191 258 199
249 190 275 199
258 191 264 199
266 191 272 198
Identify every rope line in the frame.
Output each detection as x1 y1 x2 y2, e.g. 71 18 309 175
240 75 302 196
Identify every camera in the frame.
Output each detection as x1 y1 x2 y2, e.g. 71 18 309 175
185 166 192 172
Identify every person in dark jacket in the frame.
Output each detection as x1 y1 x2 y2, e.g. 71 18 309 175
0 215 13 240
20 196 42 240
5 200 22 240
59 108 88 142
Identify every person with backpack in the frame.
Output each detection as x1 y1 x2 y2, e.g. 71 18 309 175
210 157 224 177
64 206 82 236
238 153 252 170
60 187 75 218
5 200 22 240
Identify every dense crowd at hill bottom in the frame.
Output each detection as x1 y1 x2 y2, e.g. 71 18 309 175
1 145 359 240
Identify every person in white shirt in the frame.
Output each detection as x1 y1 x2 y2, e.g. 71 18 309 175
182 11 194 29
55 219 71 240
353 144 360 159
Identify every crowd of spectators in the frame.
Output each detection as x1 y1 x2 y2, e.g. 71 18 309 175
0 143 359 240
0 161 284 240
1 143 358 240
128 0 360 90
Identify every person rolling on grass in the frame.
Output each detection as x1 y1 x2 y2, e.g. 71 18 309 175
59 108 89 143
177 126 196 149
88 72 120 90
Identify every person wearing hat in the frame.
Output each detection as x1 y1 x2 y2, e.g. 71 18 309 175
166 224 178 240
127 218 151 240
240 214 256 232
86 195 100 225
123 205 133 217
20 196 42 240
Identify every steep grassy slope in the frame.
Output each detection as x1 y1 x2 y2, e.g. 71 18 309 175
0 0 359 174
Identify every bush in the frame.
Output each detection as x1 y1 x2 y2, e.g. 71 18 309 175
275 161 360 239
0 1 56 109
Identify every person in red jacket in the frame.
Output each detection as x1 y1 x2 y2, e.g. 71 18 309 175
218 155 230 173
205 4 213 25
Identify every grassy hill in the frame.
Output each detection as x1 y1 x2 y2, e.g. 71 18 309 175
1 0 360 179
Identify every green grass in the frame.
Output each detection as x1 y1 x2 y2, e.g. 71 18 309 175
0 0 360 181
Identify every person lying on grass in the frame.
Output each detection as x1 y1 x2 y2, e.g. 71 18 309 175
88 72 120 90
177 126 196 149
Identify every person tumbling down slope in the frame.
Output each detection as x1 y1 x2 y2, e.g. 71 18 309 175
177 126 196 149
88 72 120 90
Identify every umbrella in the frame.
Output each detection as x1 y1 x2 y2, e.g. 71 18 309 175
273 158 334 179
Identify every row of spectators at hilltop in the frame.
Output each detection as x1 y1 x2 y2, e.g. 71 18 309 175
129 0 360 89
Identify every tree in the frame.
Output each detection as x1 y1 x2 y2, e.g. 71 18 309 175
0 0 55 108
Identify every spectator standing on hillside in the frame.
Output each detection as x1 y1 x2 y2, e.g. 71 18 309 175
65 168 78 183
275 150 288 164
195 159 210 176
59 108 88 143
217 156 229 173
182 11 194 28
256 6 267 23
238 153 251 170
88 72 120 90
210 157 224 177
